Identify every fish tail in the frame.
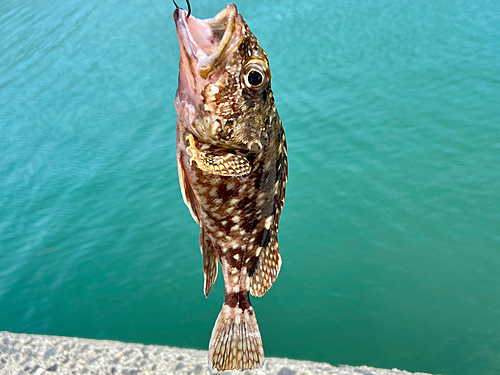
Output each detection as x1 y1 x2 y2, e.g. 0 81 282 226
208 294 264 371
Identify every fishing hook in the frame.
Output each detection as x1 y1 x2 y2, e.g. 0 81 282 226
173 0 191 18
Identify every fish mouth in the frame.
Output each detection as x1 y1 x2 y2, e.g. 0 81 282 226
174 3 240 79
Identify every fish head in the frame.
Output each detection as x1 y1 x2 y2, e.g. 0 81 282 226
174 3 275 151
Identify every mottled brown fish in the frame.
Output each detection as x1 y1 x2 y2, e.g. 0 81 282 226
173 2 287 371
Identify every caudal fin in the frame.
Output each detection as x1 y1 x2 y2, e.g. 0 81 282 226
208 304 264 371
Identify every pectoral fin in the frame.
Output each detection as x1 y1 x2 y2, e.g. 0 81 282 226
186 134 251 177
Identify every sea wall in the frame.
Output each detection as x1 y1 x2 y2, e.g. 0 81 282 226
0 332 434 375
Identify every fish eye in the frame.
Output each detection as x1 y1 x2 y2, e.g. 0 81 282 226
243 64 268 90
247 69 263 87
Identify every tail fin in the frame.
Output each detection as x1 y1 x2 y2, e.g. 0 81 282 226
208 303 264 371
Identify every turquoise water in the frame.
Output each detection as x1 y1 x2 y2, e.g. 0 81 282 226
1 0 499 374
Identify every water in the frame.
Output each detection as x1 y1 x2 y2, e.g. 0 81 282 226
1 1 499 374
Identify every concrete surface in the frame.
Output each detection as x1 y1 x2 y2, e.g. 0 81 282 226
0 332 435 375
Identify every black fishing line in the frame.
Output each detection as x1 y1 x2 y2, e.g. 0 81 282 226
173 0 191 18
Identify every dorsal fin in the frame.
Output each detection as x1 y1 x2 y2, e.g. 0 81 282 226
249 229 281 297
249 138 287 297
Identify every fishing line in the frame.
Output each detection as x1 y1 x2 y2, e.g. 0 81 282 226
173 0 191 18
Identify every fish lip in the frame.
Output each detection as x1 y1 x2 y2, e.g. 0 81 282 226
173 8 206 63
174 3 239 79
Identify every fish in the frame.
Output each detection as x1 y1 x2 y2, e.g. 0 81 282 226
173 2 288 371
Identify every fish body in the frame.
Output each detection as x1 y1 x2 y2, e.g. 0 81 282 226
173 3 287 371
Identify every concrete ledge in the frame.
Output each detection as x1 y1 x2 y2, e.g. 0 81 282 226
0 332 433 375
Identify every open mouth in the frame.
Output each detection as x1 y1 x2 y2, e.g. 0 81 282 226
174 4 238 79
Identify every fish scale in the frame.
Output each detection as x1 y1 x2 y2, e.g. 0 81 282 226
174 3 287 371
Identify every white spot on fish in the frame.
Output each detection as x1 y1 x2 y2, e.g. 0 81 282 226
264 216 273 229
207 84 219 95
197 185 208 194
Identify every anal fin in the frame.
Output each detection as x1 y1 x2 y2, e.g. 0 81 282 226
201 227 218 297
